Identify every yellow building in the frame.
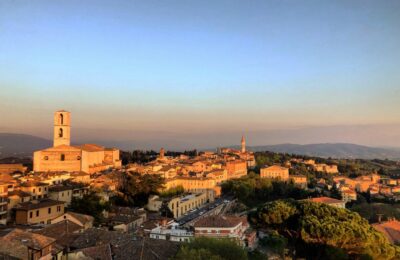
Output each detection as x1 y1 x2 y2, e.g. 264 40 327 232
260 165 289 181
147 191 214 219
15 199 65 225
313 164 339 174
289 174 308 189
34 110 121 174
164 177 221 196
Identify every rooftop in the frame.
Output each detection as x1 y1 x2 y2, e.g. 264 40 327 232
16 199 65 211
194 215 247 228
49 185 73 192
372 220 400 244
308 197 344 205
0 228 55 259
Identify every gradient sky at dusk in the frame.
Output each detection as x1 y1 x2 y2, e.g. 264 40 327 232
1 0 400 149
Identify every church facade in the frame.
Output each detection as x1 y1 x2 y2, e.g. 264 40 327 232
33 110 121 174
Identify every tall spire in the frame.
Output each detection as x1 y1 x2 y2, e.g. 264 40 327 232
241 135 246 153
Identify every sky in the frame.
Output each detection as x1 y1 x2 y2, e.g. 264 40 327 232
1 0 400 149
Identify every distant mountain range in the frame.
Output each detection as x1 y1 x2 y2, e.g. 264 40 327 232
243 143 400 160
0 133 51 158
1 133 400 160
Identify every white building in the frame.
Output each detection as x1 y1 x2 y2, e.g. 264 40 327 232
149 222 193 242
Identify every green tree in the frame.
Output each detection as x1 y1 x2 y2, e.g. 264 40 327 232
119 172 165 207
253 199 400 259
69 192 110 225
159 185 185 197
174 237 248 260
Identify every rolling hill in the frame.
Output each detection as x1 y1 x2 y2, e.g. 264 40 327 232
246 143 400 160
0 133 51 158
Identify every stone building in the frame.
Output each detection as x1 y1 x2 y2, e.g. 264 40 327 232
33 110 121 174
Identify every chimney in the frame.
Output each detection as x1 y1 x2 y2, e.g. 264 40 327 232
377 214 383 223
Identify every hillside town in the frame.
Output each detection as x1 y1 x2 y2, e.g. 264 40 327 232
0 111 400 259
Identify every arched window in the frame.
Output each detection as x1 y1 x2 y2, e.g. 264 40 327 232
59 128 63 138
60 154 65 161
60 114 64 125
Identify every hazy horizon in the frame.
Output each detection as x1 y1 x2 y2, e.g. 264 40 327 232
1 0 400 149
2 123 400 151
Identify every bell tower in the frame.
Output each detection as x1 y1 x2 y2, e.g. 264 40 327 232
53 110 71 147
241 135 246 153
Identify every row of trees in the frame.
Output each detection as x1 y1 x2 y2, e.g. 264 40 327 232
120 150 198 165
251 199 400 259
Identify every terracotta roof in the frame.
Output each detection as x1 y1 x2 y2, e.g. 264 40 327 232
20 181 48 187
372 220 400 244
194 215 247 228
110 215 142 225
0 173 15 183
66 212 95 226
308 197 344 205
8 190 31 197
76 144 105 152
71 244 113 260
342 190 357 194
49 185 73 192
16 199 64 211
262 165 289 171
43 145 81 151
0 228 55 259
34 220 82 247
70 228 179 260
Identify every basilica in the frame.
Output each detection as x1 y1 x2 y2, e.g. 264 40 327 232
33 110 121 173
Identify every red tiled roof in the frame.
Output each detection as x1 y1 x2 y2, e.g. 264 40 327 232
194 215 247 228
372 220 400 244
76 144 105 152
0 228 55 259
308 197 343 204
16 199 64 211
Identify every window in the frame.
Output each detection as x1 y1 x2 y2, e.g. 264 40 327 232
36 210 39 217
29 212 33 218
39 188 41 192
44 156 49 160
33 189 36 193
57 206 61 212
60 154 65 161
59 128 63 137
48 208 51 214
77 156 81 160
60 114 64 125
